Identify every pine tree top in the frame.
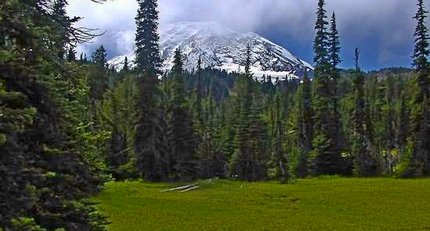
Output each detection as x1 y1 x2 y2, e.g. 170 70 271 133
313 0 330 68
412 0 430 71
135 0 162 74
245 44 253 78
172 48 184 75
92 45 107 66
329 12 341 69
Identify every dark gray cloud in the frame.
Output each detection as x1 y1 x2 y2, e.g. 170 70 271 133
67 0 429 69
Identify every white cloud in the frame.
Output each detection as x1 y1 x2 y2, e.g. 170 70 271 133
67 0 429 68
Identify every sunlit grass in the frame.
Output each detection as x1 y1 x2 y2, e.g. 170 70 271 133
94 177 430 231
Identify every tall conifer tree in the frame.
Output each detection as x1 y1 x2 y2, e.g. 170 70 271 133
329 11 343 169
270 87 289 183
134 0 169 181
169 48 198 181
311 0 343 175
405 0 430 176
0 1 106 229
135 0 162 74
52 0 70 59
328 12 341 70
352 49 381 176
92 45 107 67
230 46 268 181
296 71 313 178
412 0 430 71
122 56 130 72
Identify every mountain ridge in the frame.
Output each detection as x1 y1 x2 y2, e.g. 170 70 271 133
109 21 313 79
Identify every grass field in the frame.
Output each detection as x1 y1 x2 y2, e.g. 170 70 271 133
94 177 430 231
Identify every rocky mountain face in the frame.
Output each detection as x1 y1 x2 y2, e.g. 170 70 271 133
109 21 313 79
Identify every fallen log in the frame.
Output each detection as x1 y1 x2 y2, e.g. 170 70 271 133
180 186 200 193
162 183 199 192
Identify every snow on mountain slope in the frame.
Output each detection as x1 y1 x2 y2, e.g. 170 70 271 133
109 21 313 79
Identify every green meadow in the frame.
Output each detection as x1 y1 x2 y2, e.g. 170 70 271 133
94 178 430 231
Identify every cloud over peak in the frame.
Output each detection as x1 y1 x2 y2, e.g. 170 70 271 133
67 0 429 70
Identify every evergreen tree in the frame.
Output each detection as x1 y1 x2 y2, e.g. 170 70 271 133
134 70 169 181
198 94 227 179
89 46 109 104
381 76 397 173
412 0 430 71
133 0 170 181
313 0 330 68
230 47 269 181
405 0 430 176
328 12 342 154
311 0 344 175
270 88 290 183
0 1 106 229
171 48 184 75
97 75 139 179
0 81 37 229
245 44 252 78
351 49 381 176
328 12 341 70
192 56 204 129
295 71 313 178
122 56 130 72
135 0 162 74
396 95 410 160
52 0 70 59
67 46 76 62
169 48 198 181
92 45 107 67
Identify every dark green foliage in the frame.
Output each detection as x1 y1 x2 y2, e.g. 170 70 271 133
230 81 269 181
244 44 252 77
67 46 76 62
98 76 139 180
89 47 109 102
197 95 227 179
351 49 381 176
310 0 344 175
52 0 70 59
122 57 129 73
229 47 269 181
0 1 107 229
135 0 162 74
133 0 170 182
328 11 343 153
295 73 313 178
404 0 430 177
329 12 341 69
134 71 169 181
92 45 108 67
396 95 409 160
412 0 430 71
168 48 198 181
0 85 36 229
313 0 329 67
1 2 430 230
311 64 343 175
269 88 290 183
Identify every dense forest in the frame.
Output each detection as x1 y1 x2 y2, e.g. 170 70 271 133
1 0 429 230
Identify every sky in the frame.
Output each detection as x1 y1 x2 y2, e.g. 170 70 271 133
67 0 429 70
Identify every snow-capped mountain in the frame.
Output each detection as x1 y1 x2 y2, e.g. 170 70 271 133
109 21 313 79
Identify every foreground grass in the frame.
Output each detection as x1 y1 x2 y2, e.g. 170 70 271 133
94 178 430 231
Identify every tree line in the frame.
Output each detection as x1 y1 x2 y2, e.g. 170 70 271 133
1 0 429 230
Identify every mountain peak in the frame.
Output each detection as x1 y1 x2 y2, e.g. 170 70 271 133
109 21 313 79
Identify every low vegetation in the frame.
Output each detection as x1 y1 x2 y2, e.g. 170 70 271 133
95 178 430 231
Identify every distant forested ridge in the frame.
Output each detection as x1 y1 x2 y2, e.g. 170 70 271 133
1 0 429 230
